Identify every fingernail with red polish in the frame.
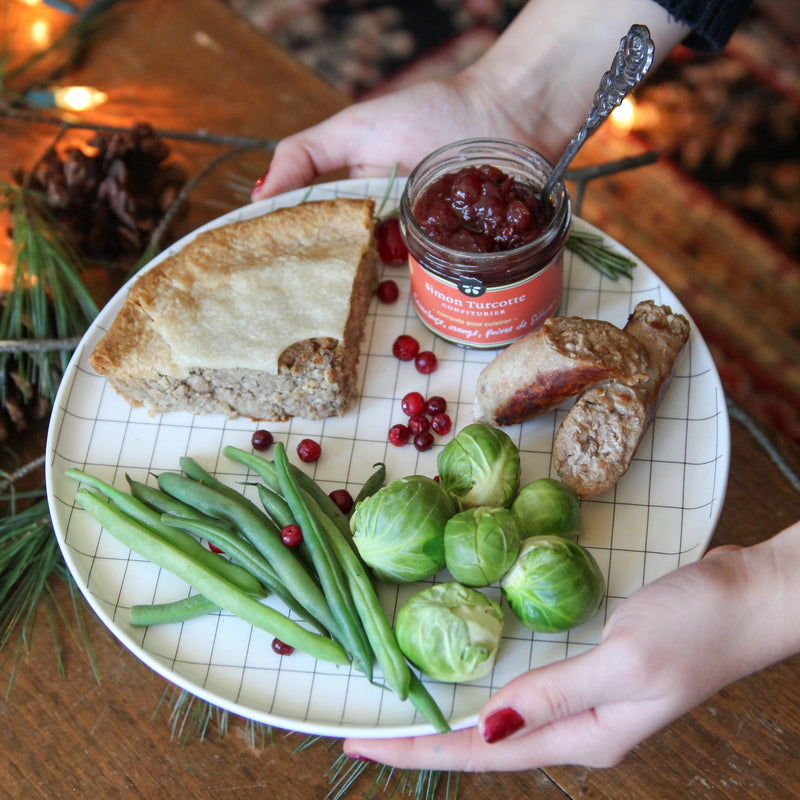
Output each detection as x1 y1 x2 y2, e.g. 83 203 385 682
482 707 525 743
345 753 374 762
252 171 268 197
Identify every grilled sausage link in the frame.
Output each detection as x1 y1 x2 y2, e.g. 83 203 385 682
473 316 650 427
552 301 690 498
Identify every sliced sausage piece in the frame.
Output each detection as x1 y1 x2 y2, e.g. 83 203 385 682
473 316 649 427
552 301 691 498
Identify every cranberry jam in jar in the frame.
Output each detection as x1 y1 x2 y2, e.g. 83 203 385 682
399 138 571 349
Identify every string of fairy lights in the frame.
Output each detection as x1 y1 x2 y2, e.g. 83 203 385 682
9 0 646 122
11 0 114 111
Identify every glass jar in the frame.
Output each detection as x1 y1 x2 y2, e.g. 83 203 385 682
399 138 571 349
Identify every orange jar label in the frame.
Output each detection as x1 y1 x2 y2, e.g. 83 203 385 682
408 254 563 348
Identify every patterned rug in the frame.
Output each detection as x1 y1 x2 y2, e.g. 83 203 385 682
229 0 800 444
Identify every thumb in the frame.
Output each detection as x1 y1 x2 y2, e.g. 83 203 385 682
251 134 322 200
345 640 637 773
480 642 619 743
251 106 381 199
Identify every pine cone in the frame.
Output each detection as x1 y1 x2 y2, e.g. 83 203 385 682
22 122 187 265
0 369 51 443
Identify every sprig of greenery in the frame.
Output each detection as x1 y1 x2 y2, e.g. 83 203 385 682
566 228 637 280
0 182 98 405
0 472 98 696
149 686 459 799
327 749 459 800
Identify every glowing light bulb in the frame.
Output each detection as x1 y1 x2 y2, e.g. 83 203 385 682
610 98 636 135
30 18 51 47
52 85 108 111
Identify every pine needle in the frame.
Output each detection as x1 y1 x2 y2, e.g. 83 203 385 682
0 183 98 405
326 749 459 800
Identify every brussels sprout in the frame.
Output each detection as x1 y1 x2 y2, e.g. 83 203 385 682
395 583 504 682
512 478 582 542
501 536 605 633
444 506 521 587
437 423 520 508
350 475 456 583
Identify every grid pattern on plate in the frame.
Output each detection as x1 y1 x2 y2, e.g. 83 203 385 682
45 178 730 739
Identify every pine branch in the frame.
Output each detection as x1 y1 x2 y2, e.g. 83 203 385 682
0 337 83 354
0 182 98 405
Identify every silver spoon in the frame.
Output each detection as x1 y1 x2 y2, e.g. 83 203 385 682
542 23 655 201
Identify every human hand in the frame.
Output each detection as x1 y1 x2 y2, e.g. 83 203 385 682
344 530 800 772
251 74 535 200
251 0 692 202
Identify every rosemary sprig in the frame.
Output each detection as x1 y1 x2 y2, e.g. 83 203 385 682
566 228 637 280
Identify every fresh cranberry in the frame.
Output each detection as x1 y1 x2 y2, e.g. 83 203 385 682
408 414 430 435
430 412 452 435
272 638 294 656
414 351 437 374
413 431 435 452
251 429 274 451
425 395 447 415
374 217 408 266
392 334 420 361
207 541 224 554
329 489 354 515
297 438 322 463
401 391 426 417
281 524 303 547
388 423 410 447
376 279 399 304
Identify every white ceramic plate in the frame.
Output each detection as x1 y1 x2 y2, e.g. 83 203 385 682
45 178 730 739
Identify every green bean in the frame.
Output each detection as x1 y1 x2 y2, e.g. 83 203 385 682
222 446 353 543
292 465 357 547
221 445 441 722
217 448 297 531
256 484 296 529
127 476 226 524
355 462 386 504
179 456 253 504
255 483 318 572
407 672 451 734
159 514 328 635
156 471 341 640
129 594 220 627
65 469 263 596
272 442 373 680
301 487 411 701
74 489 349 665
222 445 281 494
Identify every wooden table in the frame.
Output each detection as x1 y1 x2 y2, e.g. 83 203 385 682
2 2 800 798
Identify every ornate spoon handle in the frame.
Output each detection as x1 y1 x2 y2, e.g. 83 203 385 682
542 23 655 200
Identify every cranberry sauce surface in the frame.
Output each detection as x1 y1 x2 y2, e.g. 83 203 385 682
412 165 554 253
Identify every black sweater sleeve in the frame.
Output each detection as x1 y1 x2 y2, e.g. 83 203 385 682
655 0 754 51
